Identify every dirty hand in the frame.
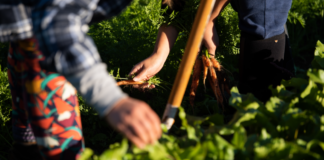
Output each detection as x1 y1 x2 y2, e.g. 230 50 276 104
129 53 167 83
105 97 162 148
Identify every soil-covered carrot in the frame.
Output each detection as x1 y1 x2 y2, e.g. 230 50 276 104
210 58 222 71
189 59 203 107
117 80 146 86
208 75 218 100
201 55 211 92
209 66 224 109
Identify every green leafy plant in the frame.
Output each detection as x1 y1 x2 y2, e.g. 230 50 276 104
0 67 13 159
287 0 324 73
80 41 324 160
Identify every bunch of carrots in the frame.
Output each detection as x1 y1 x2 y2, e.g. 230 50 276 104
117 75 166 90
189 51 230 109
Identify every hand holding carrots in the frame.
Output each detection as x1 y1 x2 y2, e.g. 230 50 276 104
129 53 167 84
106 97 162 148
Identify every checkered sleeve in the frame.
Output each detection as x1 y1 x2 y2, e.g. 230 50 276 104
93 0 132 20
32 0 99 75
32 0 132 75
0 3 33 42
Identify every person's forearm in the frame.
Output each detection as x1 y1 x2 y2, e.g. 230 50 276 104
152 24 179 60
66 63 128 117
209 0 230 23
204 22 219 55
203 0 230 55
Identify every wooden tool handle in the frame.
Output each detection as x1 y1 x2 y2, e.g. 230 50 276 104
162 0 216 129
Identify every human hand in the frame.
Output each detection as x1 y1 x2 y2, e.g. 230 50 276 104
105 97 162 148
129 53 167 82
202 21 219 58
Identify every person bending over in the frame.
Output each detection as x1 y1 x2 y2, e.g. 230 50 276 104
0 0 161 159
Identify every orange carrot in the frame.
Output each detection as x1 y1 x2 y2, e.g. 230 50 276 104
210 58 222 71
208 75 218 100
201 55 211 92
189 59 203 107
189 91 196 107
117 80 146 86
209 66 224 109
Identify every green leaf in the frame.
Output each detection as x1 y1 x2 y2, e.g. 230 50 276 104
178 107 198 141
146 142 169 160
235 111 257 126
265 97 286 115
282 78 308 89
312 41 324 69
231 126 247 149
208 134 235 160
296 139 307 147
205 49 210 59
99 138 128 160
79 148 94 160
219 127 235 135
179 143 206 159
271 85 295 99
280 110 310 138
301 80 317 98
307 69 324 85
204 114 224 126
187 126 198 141
307 140 324 152
161 124 168 133
186 115 205 126
260 128 271 140
315 41 324 57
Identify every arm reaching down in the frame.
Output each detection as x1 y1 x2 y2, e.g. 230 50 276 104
202 0 230 57
130 0 230 83
129 24 179 82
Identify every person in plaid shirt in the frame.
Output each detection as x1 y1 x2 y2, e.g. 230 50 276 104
0 0 161 159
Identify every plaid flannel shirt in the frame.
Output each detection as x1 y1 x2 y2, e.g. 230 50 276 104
0 0 132 76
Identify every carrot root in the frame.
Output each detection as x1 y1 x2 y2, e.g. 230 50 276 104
209 66 224 110
189 58 203 107
117 80 146 86
208 75 217 99
210 58 222 71
202 55 211 92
